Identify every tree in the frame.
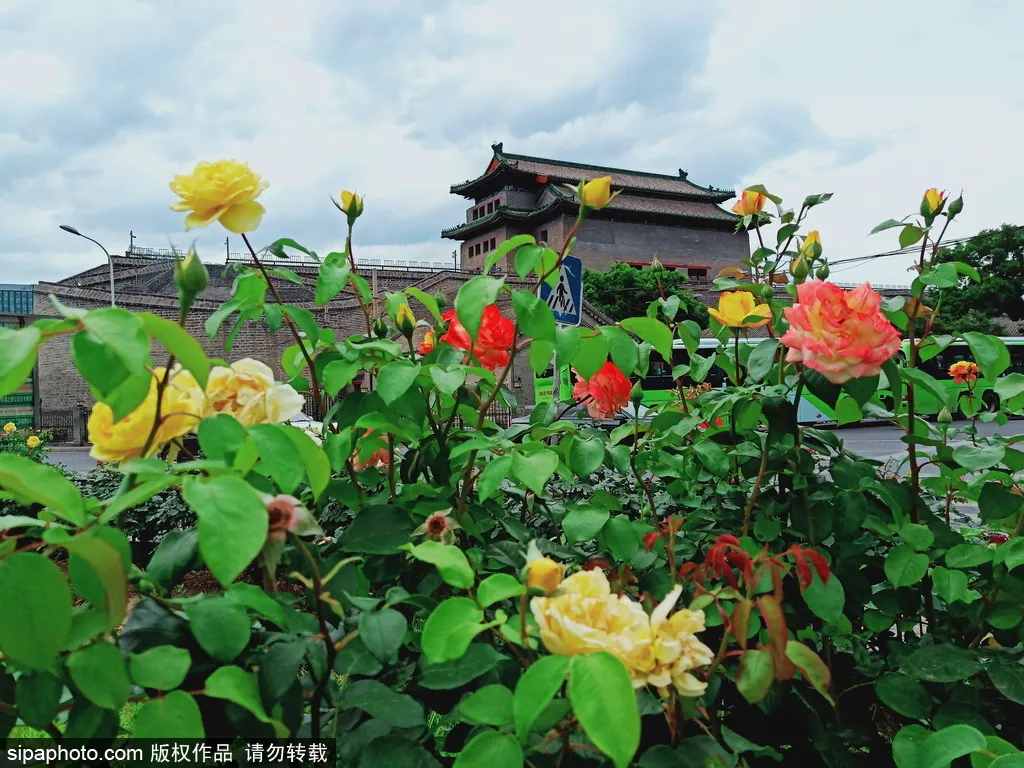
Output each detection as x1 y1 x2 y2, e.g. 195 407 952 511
583 263 709 326
931 223 1024 336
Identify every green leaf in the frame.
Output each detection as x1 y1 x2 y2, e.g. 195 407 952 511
430 366 466 397
931 566 969 604
182 475 268 588
419 643 505 689
885 544 930 587
421 598 489 664
601 515 640 562
315 252 351 305
266 237 317 261
460 685 514 726
140 312 210 389
964 332 1010 381
82 307 151 371
918 725 987 768
785 641 832 702
283 425 330 502
377 361 422 405
971 737 1022 768
802 570 845 625
987 663 1024 705
572 332 609 381
569 436 605 477
66 535 128 630
15 671 63 730
146 529 199 591
130 646 192 691
689 352 716 383
695 440 730 476
995 373 1024 403
601 325 639 375
0 325 41 399
342 679 426 729
899 224 926 248
67 641 131 710
485 233 535 274
132 690 205 738
404 540 475 589
477 455 513 500
359 609 408 663
528 340 555 376
477 574 525 608
0 553 72 670
455 276 504 342
186 597 251 662
870 218 908 234
746 339 779 384
514 654 569 742
900 523 935 551
405 286 443 324
205 299 241 339
204 666 286 736
323 359 361 396
844 375 880 407
249 423 306 494
453 730 523 768
945 543 992 569
905 644 982 683
554 325 581 364
511 449 559 495
876 675 932 719
0 454 86 525
803 369 842 408
952 444 1006 472
341 505 415 554
620 317 672 363
512 290 555 342
197 413 247 462
562 506 610 544
569 652 640 768
736 649 774 704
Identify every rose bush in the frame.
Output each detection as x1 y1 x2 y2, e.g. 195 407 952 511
0 164 1022 768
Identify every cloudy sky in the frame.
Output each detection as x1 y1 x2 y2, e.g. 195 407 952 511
2 0 1020 287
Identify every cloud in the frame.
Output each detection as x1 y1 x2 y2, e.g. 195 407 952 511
0 0 1020 293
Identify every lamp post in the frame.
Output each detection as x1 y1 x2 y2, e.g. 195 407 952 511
60 225 115 307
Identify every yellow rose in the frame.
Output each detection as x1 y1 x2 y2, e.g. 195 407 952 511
708 291 773 328
581 176 612 209
3 422 15 433
526 557 564 594
170 160 269 234
530 569 650 659
623 586 715 698
799 230 822 259
731 189 767 217
26 435 40 448
339 190 364 222
921 188 946 218
396 304 416 334
88 367 203 463
203 358 304 426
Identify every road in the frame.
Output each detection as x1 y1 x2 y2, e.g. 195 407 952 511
46 448 100 472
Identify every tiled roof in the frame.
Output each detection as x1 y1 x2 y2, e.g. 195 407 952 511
451 143 735 203
608 193 738 221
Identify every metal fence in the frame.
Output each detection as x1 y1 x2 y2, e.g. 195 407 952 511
39 407 86 445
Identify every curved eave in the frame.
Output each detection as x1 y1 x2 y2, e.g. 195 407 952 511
441 197 740 240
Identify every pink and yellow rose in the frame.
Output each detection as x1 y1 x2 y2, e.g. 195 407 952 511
781 280 901 385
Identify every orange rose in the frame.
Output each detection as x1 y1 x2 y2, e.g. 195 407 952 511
572 361 632 419
781 281 901 385
418 329 436 355
949 361 979 384
351 429 391 471
731 189 767 217
440 306 514 370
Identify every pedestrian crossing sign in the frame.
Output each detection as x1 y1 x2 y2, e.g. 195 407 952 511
539 254 583 326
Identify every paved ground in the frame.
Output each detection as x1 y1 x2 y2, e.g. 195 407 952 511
46 447 100 472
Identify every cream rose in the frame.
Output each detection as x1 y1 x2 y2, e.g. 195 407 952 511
203 359 304 426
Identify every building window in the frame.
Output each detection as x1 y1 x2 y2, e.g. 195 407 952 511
489 237 496 250
540 229 548 242
486 201 494 214
479 206 486 217
475 243 482 256
482 240 490 253
472 209 479 221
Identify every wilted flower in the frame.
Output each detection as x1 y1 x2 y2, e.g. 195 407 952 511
440 306 515 371
169 160 268 233
203 359 304 426
780 281 901 385
949 361 979 384
26 435 40 448
526 556 564 594
731 189 767 217
572 361 631 419
413 508 462 545
261 493 323 544
581 176 613 209
88 367 203 463
708 291 772 328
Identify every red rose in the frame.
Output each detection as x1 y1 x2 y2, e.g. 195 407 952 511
988 533 1010 545
571 361 631 419
440 306 514 370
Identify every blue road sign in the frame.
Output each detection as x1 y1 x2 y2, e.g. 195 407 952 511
539 254 583 326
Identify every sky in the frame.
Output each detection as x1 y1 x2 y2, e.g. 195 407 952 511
2 0 1021 288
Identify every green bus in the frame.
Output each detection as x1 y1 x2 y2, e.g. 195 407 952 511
533 336 1024 425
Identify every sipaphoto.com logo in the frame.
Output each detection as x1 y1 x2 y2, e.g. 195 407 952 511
6 744 143 765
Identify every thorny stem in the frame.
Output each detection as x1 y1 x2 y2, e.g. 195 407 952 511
293 536 337 739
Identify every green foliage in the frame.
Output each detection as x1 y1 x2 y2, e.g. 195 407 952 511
583 263 710 325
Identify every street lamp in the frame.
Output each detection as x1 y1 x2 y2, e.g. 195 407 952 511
60 225 115 307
